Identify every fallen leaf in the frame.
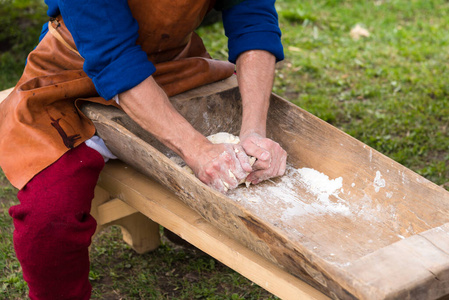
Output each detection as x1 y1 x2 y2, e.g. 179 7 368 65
288 46 301 52
350 24 370 40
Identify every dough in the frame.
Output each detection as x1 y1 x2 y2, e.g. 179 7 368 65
206 132 241 144
207 132 256 187
175 132 255 189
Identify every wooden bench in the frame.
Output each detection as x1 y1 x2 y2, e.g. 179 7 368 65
91 160 328 299
0 86 328 299
0 87 13 100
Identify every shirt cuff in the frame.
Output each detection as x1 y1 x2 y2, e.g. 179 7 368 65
112 94 120 105
91 49 156 101
228 31 284 64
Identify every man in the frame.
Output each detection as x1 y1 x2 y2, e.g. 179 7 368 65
0 0 287 298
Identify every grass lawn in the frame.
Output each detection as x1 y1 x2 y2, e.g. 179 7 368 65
1 0 449 298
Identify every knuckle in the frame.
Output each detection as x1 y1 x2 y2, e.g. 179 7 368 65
204 168 216 177
211 160 222 169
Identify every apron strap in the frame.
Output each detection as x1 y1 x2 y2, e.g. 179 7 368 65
48 20 83 58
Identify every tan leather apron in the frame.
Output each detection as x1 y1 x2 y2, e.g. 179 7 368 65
0 0 235 189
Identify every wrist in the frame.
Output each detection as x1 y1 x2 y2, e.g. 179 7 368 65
180 134 212 169
239 127 266 140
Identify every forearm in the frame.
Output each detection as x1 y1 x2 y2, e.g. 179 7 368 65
236 50 276 138
236 50 286 184
118 76 209 165
118 75 252 193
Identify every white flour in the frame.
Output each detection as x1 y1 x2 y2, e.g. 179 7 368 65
227 165 351 220
373 170 386 192
297 168 343 203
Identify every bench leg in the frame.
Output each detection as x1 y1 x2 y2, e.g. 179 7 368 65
113 212 161 254
91 186 161 254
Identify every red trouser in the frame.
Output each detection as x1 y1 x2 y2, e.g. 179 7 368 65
9 143 104 300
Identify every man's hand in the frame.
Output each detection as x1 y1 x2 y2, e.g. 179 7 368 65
119 76 253 194
119 48 288 192
236 50 288 184
240 132 287 184
189 142 253 193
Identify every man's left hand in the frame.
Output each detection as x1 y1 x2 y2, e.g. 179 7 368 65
239 132 287 184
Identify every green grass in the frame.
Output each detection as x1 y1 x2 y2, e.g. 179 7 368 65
1 0 449 298
199 0 449 186
0 0 47 90
88 227 274 299
273 0 449 185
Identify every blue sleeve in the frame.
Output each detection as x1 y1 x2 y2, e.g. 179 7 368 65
39 22 49 43
44 0 156 100
221 0 284 64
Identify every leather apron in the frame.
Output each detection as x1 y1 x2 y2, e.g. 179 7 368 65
0 0 235 189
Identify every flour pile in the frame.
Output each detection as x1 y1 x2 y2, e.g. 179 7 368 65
227 165 351 219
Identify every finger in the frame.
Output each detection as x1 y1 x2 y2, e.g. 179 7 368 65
216 149 244 187
198 158 228 188
198 165 227 193
223 146 249 180
278 152 287 176
270 151 285 178
241 139 270 162
233 144 253 173
247 152 286 184
209 164 237 192
209 178 229 193
271 146 287 177
221 175 238 190
246 169 270 185
251 152 271 171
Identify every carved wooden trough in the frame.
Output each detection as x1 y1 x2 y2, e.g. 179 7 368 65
81 76 449 300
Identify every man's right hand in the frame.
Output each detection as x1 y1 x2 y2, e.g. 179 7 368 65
186 142 253 193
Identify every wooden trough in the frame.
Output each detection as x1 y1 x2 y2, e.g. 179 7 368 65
80 76 449 299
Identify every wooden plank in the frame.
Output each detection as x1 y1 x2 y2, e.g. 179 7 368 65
81 76 449 299
96 198 138 225
344 228 449 299
91 186 160 254
0 87 13 103
420 223 449 254
97 160 330 300
89 185 112 252
111 212 161 254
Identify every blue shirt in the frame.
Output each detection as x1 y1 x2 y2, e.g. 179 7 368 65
41 0 283 100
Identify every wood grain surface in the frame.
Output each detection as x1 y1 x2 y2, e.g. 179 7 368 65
0 87 13 103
